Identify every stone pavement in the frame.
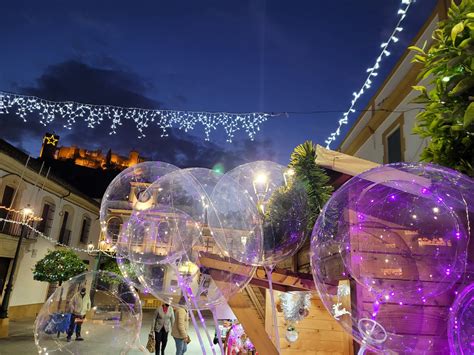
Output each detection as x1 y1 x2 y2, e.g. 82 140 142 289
0 310 219 354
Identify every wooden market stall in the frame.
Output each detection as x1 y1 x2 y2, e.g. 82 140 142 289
201 146 381 354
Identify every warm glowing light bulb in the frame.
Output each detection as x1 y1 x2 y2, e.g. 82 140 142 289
254 173 268 185
22 207 33 216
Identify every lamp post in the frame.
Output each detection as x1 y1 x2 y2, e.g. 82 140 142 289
0 206 33 319
252 172 269 214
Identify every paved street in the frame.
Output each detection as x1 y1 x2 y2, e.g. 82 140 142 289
0 310 219 354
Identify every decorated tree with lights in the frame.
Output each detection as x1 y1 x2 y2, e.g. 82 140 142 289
33 249 87 286
410 0 474 176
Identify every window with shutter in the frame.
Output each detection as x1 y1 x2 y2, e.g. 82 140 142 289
38 202 55 235
80 216 91 244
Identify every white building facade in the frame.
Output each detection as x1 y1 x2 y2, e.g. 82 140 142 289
339 1 449 163
0 140 100 322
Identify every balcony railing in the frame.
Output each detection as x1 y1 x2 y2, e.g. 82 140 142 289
0 210 38 239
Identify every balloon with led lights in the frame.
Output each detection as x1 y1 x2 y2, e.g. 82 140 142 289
123 168 255 309
123 168 215 265
226 324 256 353
116 256 145 292
209 160 310 267
34 270 142 354
99 161 178 251
448 277 474 355
310 163 471 354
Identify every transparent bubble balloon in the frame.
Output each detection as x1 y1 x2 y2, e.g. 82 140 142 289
116 257 145 292
99 161 178 250
122 167 226 265
124 206 200 265
449 280 474 355
226 324 255 353
310 163 471 354
123 168 255 309
34 271 142 355
209 161 310 267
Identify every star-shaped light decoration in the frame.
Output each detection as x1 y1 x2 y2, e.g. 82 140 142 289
43 134 58 146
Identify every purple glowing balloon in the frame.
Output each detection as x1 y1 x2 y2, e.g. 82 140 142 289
311 163 472 354
449 282 474 355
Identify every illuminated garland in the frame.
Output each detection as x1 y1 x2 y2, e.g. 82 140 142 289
324 0 414 148
0 217 118 258
0 205 43 222
0 91 270 142
0 1 414 146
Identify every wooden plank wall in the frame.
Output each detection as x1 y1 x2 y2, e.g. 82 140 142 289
265 290 353 355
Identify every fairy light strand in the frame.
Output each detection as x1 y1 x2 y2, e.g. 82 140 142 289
0 205 43 222
0 217 119 258
0 1 414 146
324 0 414 148
0 91 270 143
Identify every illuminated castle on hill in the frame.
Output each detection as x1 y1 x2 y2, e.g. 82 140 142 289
39 133 146 169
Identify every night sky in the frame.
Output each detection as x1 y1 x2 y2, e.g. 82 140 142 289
0 0 438 169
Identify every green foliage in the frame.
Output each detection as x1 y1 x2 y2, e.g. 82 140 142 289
263 141 333 241
33 249 87 285
100 256 137 285
289 141 333 231
101 256 120 274
410 0 474 176
264 180 311 245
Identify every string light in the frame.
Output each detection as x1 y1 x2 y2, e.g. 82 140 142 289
324 0 414 149
0 91 271 143
0 205 43 222
0 1 415 147
0 217 119 258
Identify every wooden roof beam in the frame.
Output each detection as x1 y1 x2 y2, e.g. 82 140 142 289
199 252 316 292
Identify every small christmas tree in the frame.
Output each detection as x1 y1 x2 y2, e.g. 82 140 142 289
289 141 333 231
33 249 88 286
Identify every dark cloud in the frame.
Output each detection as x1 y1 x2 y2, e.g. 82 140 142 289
1 59 274 169
23 60 156 106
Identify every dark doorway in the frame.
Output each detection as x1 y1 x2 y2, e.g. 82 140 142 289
0 257 11 297
0 186 15 233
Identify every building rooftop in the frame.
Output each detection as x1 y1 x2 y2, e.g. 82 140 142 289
0 139 109 204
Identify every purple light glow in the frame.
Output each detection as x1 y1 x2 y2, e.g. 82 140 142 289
448 283 474 354
311 162 472 354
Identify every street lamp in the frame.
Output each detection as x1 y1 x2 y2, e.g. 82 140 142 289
0 205 34 319
252 172 269 214
87 243 95 253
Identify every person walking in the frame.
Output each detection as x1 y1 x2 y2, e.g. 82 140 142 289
151 303 175 355
67 287 91 342
171 297 190 355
